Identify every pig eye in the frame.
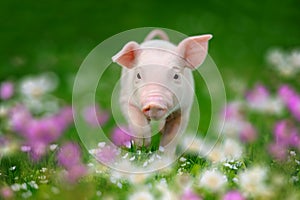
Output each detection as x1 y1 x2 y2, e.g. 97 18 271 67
173 74 179 80
136 73 141 79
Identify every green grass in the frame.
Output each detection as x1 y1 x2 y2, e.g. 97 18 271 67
1 1 300 199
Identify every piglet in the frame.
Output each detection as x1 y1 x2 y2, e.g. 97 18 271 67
112 29 212 153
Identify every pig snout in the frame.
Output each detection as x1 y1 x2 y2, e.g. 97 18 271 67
141 94 169 120
142 104 167 120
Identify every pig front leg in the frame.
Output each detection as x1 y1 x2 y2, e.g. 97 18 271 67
127 104 151 146
160 110 189 155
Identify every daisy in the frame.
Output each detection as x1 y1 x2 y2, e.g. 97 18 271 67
199 169 227 191
129 190 154 200
238 166 271 197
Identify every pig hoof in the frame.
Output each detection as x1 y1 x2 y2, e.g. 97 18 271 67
133 138 151 147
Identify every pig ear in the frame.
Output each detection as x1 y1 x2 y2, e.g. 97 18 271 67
177 34 212 69
112 41 140 69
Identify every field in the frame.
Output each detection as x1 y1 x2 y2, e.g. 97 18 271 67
0 0 300 199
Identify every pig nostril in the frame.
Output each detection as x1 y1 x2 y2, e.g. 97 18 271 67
143 107 150 112
157 108 165 112
142 104 167 116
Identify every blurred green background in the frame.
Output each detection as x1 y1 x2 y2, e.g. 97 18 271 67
0 0 299 133
1 0 299 78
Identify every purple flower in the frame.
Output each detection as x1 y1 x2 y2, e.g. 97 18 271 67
278 85 300 121
57 142 87 183
246 84 269 104
268 143 287 161
82 105 109 127
270 120 300 160
21 145 31 152
65 164 87 183
9 105 32 134
31 142 47 161
222 190 245 200
111 126 132 146
288 94 300 121
222 103 243 120
181 189 202 200
239 122 257 143
274 120 296 146
9 105 73 160
0 81 14 100
289 131 300 149
278 85 295 104
0 186 14 199
26 118 62 144
55 106 74 129
57 142 82 169
96 145 119 164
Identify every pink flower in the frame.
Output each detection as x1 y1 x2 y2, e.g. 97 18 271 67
0 186 14 199
26 118 62 144
111 126 132 146
274 120 297 146
96 145 119 164
9 105 73 161
57 142 87 183
268 143 287 161
239 122 257 143
222 102 243 120
9 105 32 134
289 131 300 149
0 81 14 100
246 84 269 105
278 85 295 104
222 190 245 200
57 142 82 169
181 189 202 200
278 85 300 121
288 95 300 121
82 105 109 127
29 141 47 161
65 164 87 183
55 106 74 129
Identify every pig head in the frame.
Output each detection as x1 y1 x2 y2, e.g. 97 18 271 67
112 29 212 152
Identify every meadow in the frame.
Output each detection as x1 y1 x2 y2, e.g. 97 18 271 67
0 1 300 199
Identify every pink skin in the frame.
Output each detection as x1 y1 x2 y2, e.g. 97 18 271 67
112 29 212 152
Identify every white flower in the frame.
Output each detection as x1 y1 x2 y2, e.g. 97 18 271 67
128 173 150 184
205 139 243 163
266 48 300 77
247 97 283 114
129 190 154 200
28 181 39 189
267 49 285 67
20 72 58 99
290 50 300 67
156 179 177 200
49 144 58 151
221 118 245 138
21 191 32 199
207 146 225 163
11 183 21 191
239 166 270 197
148 155 174 173
0 105 8 117
199 169 227 191
180 135 205 154
223 139 243 160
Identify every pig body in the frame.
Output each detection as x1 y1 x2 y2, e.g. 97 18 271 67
112 30 212 152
